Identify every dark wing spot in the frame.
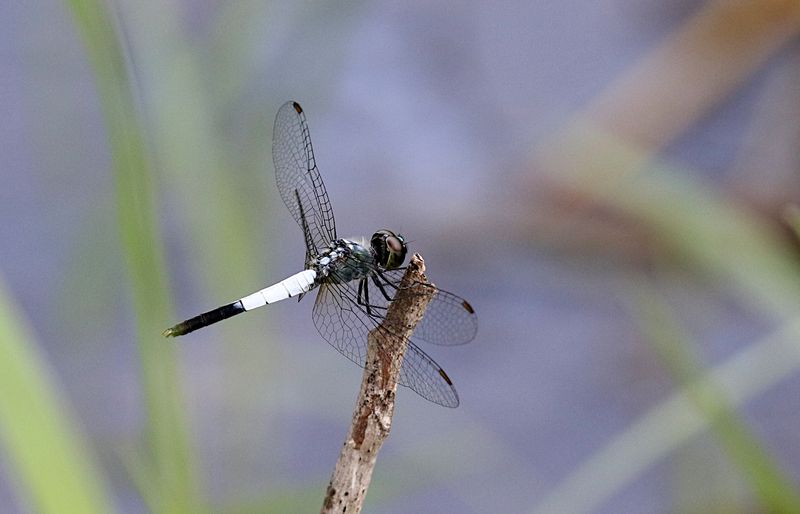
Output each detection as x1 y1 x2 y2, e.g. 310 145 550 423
462 300 475 314
292 101 303 113
438 368 454 385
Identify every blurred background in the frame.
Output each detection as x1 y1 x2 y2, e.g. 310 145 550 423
3 0 800 513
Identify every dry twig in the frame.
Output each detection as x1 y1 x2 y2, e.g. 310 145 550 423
320 254 434 514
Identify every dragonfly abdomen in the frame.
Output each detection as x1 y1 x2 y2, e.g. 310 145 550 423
162 301 246 337
163 269 317 338
240 269 317 310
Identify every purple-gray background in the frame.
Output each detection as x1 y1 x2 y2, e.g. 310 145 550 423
3 1 800 512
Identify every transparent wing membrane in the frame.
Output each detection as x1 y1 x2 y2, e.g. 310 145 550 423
375 269 478 346
273 101 337 256
312 274 461 407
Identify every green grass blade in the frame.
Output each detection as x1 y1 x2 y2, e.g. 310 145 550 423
540 123 800 320
531 123 800 514
64 1 201 512
0 275 117 514
530 317 800 514
632 280 800 512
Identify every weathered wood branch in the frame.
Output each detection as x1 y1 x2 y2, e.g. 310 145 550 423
320 254 434 514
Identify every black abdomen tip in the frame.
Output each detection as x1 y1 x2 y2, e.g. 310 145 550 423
162 301 246 338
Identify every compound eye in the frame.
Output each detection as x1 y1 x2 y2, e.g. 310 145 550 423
386 236 403 254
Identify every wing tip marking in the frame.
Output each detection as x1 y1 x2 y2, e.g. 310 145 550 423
462 300 475 314
438 367 454 386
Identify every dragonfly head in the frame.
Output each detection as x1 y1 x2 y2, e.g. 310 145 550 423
371 229 407 269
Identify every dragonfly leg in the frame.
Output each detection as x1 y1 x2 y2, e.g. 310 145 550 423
377 270 401 289
357 278 373 317
371 273 395 302
356 278 389 318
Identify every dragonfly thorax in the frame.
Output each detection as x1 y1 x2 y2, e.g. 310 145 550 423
314 239 375 284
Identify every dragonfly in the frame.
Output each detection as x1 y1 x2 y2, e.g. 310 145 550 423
163 101 477 407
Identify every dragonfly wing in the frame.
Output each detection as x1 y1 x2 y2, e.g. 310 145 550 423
311 281 370 369
273 101 337 256
375 269 478 346
312 278 460 407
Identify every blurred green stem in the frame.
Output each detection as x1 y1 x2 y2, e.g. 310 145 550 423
65 1 201 512
531 120 800 514
0 276 117 514
633 279 800 512
532 315 800 514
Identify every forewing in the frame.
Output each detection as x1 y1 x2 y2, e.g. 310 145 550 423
312 276 459 407
273 101 337 255
377 269 478 346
